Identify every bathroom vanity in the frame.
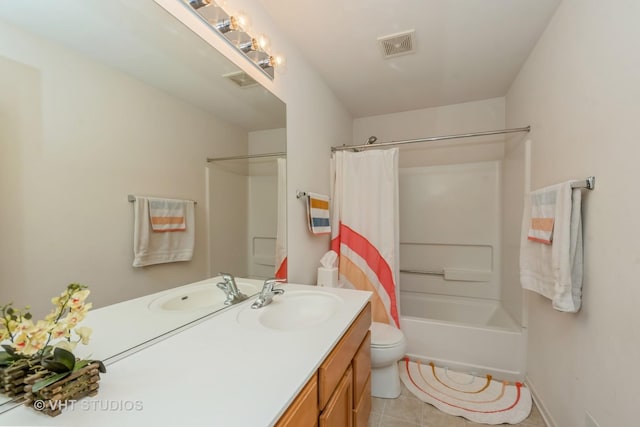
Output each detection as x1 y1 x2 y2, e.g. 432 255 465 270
0 283 372 426
277 300 371 427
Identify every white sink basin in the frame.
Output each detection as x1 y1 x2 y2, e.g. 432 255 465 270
237 290 343 331
148 281 259 312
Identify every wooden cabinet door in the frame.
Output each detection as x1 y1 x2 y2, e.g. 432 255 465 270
319 303 371 408
320 367 353 427
352 331 371 404
276 374 319 427
353 374 371 427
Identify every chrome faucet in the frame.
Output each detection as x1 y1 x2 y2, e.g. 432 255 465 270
217 272 248 306
251 278 285 309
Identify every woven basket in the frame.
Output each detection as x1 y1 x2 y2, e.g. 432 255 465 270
23 362 101 417
0 359 39 400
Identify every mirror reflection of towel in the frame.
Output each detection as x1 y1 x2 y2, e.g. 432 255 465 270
149 198 187 232
133 196 195 267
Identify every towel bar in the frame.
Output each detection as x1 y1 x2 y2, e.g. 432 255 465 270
127 195 197 204
570 176 595 190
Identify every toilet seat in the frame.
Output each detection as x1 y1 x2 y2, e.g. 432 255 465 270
370 322 404 348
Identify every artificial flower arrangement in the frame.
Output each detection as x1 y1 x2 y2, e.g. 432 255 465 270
0 283 105 399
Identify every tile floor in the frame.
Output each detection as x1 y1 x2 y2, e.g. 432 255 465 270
368 384 546 427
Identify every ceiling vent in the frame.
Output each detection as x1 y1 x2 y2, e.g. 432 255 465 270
223 70 258 88
377 30 416 59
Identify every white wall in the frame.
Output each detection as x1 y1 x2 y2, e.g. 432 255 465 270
353 98 506 168
506 0 640 425
155 0 353 285
0 22 247 316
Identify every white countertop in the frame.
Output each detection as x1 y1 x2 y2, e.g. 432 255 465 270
77 276 266 364
0 283 371 426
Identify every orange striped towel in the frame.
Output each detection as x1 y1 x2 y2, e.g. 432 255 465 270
307 193 331 234
148 198 188 232
527 185 558 244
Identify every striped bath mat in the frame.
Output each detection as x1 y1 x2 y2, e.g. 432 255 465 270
399 358 531 425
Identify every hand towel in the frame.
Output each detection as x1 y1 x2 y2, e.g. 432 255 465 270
519 182 583 312
307 192 331 235
133 196 195 267
527 188 556 244
148 197 187 232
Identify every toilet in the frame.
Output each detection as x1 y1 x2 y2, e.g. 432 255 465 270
370 321 407 399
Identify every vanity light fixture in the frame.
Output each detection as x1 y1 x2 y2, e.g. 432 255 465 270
185 0 283 80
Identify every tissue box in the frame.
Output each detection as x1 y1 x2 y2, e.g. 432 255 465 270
317 267 338 287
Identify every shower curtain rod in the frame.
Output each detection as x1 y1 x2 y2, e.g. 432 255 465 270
206 152 286 162
330 126 531 152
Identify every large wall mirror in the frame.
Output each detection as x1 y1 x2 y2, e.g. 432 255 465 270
0 0 286 407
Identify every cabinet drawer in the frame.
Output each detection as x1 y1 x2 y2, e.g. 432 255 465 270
352 374 371 427
352 331 371 404
318 302 371 409
276 374 319 427
319 367 353 427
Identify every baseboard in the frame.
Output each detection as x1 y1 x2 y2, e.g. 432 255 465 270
525 375 556 427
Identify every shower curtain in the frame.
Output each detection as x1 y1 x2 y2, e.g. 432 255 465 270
275 158 287 279
330 149 400 327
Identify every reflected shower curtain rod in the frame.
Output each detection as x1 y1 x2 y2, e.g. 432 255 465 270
206 152 286 162
330 126 531 152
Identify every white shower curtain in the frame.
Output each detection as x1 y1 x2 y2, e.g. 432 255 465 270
275 158 287 280
330 149 400 327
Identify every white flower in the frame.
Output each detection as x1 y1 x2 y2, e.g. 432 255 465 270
74 326 93 345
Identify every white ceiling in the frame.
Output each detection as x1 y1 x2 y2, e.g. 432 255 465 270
257 0 561 118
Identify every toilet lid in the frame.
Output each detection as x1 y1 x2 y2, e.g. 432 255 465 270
370 322 404 347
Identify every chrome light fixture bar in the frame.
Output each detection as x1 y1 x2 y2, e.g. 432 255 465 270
185 0 279 80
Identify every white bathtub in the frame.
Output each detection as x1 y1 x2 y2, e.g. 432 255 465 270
400 292 526 382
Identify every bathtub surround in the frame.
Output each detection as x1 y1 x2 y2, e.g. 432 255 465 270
330 149 401 327
401 294 525 382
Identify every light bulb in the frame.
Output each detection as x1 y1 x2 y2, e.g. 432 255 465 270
272 54 286 67
234 11 251 32
257 33 271 53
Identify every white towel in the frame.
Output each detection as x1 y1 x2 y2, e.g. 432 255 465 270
519 182 583 312
133 196 195 267
148 197 187 232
